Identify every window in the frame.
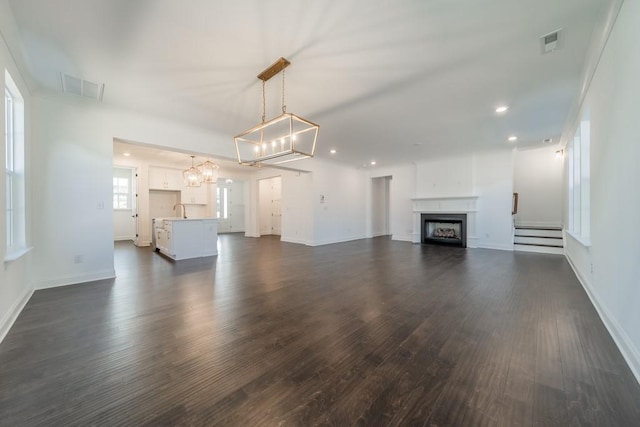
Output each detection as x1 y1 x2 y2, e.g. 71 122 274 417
113 177 130 209
567 110 590 244
5 88 14 246
5 70 26 257
216 186 229 219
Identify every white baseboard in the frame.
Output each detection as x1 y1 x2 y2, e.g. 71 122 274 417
311 235 366 247
0 286 34 344
476 242 514 251
114 236 135 241
34 269 116 290
135 240 151 247
392 234 413 242
280 236 313 246
566 253 640 385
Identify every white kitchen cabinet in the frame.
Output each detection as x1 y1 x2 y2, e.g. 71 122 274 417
181 184 208 205
149 167 182 190
156 218 218 260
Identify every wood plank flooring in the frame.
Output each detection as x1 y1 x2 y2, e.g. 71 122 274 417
1 235 639 426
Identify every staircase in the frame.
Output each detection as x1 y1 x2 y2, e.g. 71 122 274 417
514 225 564 255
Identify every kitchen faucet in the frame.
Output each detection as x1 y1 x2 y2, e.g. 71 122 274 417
173 203 187 219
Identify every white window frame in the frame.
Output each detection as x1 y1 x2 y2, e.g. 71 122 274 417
113 176 131 210
566 112 591 245
216 186 229 219
5 70 28 261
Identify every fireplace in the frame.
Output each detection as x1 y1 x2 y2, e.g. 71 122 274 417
421 213 467 248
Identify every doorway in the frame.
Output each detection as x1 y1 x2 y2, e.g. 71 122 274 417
258 176 282 236
113 166 138 242
371 176 391 237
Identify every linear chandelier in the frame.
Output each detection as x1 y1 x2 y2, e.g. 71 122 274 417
234 57 319 166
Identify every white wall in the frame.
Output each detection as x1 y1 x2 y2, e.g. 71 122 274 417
0 0 33 341
473 150 515 251
513 145 563 227
564 0 640 382
415 156 474 197
279 170 313 245
311 160 367 246
367 163 416 242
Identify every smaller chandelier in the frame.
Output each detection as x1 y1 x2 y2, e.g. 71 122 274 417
183 155 202 187
198 159 219 184
234 57 319 166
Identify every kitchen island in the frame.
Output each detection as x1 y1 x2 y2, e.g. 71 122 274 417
154 218 218 260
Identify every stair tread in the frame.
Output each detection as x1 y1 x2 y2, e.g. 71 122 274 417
514 226 562 231
514 242 564 248
514 235 562 239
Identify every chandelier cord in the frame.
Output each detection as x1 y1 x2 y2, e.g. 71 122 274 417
282 69 287 114
261 80 266 123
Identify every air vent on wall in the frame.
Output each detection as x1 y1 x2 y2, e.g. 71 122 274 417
540 29 563 54
60 72 105 101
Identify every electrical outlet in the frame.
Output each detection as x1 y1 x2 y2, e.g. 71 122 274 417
96 201 104 210
74 255 83 264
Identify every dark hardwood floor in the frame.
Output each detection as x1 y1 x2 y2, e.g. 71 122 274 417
1 235 639 426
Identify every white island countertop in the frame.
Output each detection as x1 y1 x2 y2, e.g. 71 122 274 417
154 218 218 260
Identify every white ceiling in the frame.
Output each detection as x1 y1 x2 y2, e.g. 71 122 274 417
8 0 615 168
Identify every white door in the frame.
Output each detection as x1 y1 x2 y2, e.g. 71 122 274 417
258 176 282 236
271 178 282 235
371 176 391 237
113 167 137 241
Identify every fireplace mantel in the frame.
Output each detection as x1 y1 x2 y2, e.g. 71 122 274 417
412 195 478 213
412 196 478 247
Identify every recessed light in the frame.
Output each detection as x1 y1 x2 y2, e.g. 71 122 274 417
508 136 518 142
370 161 376 165
330 149 337 154
123 152 131 157
495 105 509 114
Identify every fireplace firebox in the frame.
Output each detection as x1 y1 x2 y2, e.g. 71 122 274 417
421 213 467 248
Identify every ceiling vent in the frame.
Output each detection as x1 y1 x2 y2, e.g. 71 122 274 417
543 138 553 144
60 72 105 101
540 29 563 54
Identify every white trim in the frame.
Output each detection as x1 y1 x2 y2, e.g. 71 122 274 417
135 240 151 247
0 286 33 344
4 245 33 263
391 234 413 243
311 235 366 247
411 195 479 201
565 252 640 385
280 236 313 246
476 242 514 251
371 232 390 238
565 229 591 247
34 269 116 290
